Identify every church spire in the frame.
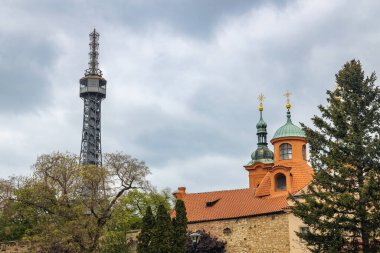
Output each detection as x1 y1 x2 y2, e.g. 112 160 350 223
256 94 268 146
247 94 274 165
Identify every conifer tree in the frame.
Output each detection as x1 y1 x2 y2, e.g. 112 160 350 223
171 199 187 253
150 204 172 253
292 60 380 252
137 206 155 253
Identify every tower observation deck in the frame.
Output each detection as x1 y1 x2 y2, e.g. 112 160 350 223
79 29 106 165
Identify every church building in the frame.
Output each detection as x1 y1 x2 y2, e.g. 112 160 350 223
174 94 314 253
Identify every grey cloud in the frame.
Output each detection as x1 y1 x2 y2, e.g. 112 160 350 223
93 0 286 38
0 35 57 113
1 0 380 193
137 122 239 165
10 0 286 39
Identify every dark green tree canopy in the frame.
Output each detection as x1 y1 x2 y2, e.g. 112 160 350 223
171 199 187 253
150 204 172 253
137 206 155 253
292 60 380 252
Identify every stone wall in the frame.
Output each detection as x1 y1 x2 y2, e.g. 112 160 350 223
288 212 309 252
188 212 290 253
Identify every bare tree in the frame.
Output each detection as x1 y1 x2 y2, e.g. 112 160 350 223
1 151 150 253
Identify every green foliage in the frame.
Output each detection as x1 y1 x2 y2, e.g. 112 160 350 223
292 60 380 252
137 206 155 253
150 204 172 253
102 188 171 252
98 230 134 253
172 199 187 253
120 188 172 222
0 200 36 241
186 230 226 253
0 152 151 253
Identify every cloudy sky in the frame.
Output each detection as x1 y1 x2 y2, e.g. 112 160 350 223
0 0 379 193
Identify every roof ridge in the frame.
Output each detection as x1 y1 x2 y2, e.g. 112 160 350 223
185 187 252 195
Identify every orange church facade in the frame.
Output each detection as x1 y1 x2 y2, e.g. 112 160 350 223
174 97 314 252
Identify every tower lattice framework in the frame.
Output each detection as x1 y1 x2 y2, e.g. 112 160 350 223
79 29 107 165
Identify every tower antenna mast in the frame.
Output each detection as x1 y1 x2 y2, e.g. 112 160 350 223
85 29 102 76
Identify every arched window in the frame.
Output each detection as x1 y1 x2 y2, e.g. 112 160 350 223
280 143 292 160
302 144 307 160
275 173 287 191
223 228 232 236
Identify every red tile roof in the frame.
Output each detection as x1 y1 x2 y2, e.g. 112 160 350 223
288 162 314 193
254 173 272 197
176 159 314 223
180 188 289 223
255 162 314 197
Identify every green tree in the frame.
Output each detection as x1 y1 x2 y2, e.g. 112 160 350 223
100 188 171 252
292 60 380 252
137 206 155 253
151 204 172 253
0 178 38 242
172 199 187 253
0 199 36 242
0 152 150 252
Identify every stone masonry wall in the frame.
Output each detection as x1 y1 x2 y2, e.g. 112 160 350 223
188 213 290 253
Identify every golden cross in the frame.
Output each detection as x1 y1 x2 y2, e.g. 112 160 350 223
258 93 265 102
284 90 291 101
284 90 291 110
258 94 265 111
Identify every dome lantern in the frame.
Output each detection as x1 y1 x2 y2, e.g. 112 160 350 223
272 90 305 140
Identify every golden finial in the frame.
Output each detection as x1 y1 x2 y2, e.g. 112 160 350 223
284 90 291 110
258 93 265 112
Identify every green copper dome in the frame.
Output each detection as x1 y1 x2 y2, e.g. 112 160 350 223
256 118 267 128
256 117 267 135
249 146 274 165
272 111 305 140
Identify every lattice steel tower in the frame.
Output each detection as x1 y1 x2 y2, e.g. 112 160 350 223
79 29 106 165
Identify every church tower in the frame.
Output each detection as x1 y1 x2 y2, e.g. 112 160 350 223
271 91 307 165
174 91 315 253
245 94 274 188
245 91 314 196
250 94 274 164
79 29 107 165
